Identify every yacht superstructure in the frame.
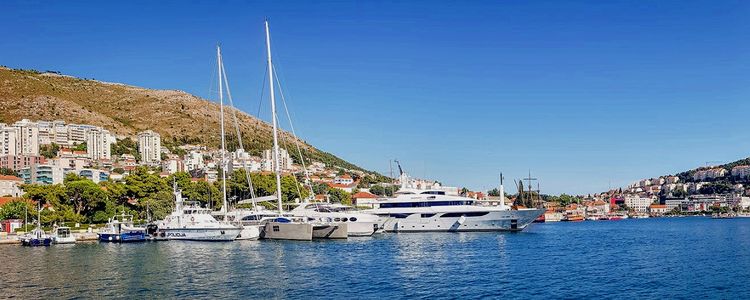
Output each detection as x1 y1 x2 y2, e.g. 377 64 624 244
154 188 241 241
367 190 543 232
291 203 384 236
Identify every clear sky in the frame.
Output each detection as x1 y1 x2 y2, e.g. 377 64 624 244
2 1 749 195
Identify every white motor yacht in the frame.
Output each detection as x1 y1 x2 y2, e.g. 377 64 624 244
154 188 241 241
366 190 544 232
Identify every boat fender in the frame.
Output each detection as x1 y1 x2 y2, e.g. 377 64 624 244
457 215 467 225
191 217 195 223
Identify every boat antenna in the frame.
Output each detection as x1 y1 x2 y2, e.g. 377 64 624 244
265 19 284 215
499 172 506 210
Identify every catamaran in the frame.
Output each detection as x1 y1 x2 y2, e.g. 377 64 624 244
291 203 384 237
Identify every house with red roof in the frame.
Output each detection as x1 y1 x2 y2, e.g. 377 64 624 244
0 175 23 197
352 191 378 207
327 182 357 193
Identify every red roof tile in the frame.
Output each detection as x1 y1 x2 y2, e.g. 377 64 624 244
352 191 377 199
0 175 23 181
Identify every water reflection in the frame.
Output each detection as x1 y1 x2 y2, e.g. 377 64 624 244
1 219 750 299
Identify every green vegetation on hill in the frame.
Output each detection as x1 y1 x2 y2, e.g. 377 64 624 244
0 67 385 177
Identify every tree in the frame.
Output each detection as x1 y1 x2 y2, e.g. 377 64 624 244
0 200 33 220
0 167 18 176
488 188 500 197
327 188 351 205
138 190 175 221
370 185 385 196
40 143 60 159
73 142 87 152
65 178 108 220
312 183 331 195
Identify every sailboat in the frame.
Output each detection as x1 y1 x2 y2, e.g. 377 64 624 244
21 202 51 247
256 20 315 241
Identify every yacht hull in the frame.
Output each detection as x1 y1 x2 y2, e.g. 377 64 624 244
312 223 348 239
98 232 146 243
382 209 544 233
346 221 378 237
22 238 51 247
236 225 262 241
160 228 241 241
52 237 77 244
262 222 313 241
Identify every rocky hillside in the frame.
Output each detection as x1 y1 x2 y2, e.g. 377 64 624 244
0 67 367 172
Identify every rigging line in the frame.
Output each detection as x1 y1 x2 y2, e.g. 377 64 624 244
220 53 258 205
280 134 304 201
206 52 219 147
273 63 314 197
255 61 268 118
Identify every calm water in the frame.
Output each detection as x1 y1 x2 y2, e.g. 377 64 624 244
2 217 749 299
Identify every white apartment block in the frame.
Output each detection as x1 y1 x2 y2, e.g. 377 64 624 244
184 150 205 171
137 130 161 165
261 148 292 172
731 166 750 179
86 128 113 160
0 121 39 156
624 195 654 212
693 168 727 181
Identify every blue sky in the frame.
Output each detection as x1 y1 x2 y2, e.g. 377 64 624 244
2 1 749 195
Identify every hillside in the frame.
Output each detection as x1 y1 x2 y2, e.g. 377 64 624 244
0 67 368 172
674 158 750 184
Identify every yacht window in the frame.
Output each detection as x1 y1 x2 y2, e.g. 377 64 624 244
350 217 357 222
334 218 341 222
440 212 489 218
341 218 348 222
421 213 436 218
390 213 412 219
420 191 446 195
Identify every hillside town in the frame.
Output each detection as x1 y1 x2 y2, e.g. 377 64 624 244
1 118 750 235
0 119 394 208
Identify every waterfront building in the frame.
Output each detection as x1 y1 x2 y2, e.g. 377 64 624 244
0 175 24 197
624 195 654 212
665 198 688 211
649 204 668 216
137 130 161 165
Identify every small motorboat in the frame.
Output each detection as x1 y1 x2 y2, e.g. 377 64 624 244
22 228 52 247
98 213 147 243
52 226 76 244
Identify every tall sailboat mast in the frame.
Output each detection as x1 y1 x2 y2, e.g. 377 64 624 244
265 20 284 215
217 45 229 214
